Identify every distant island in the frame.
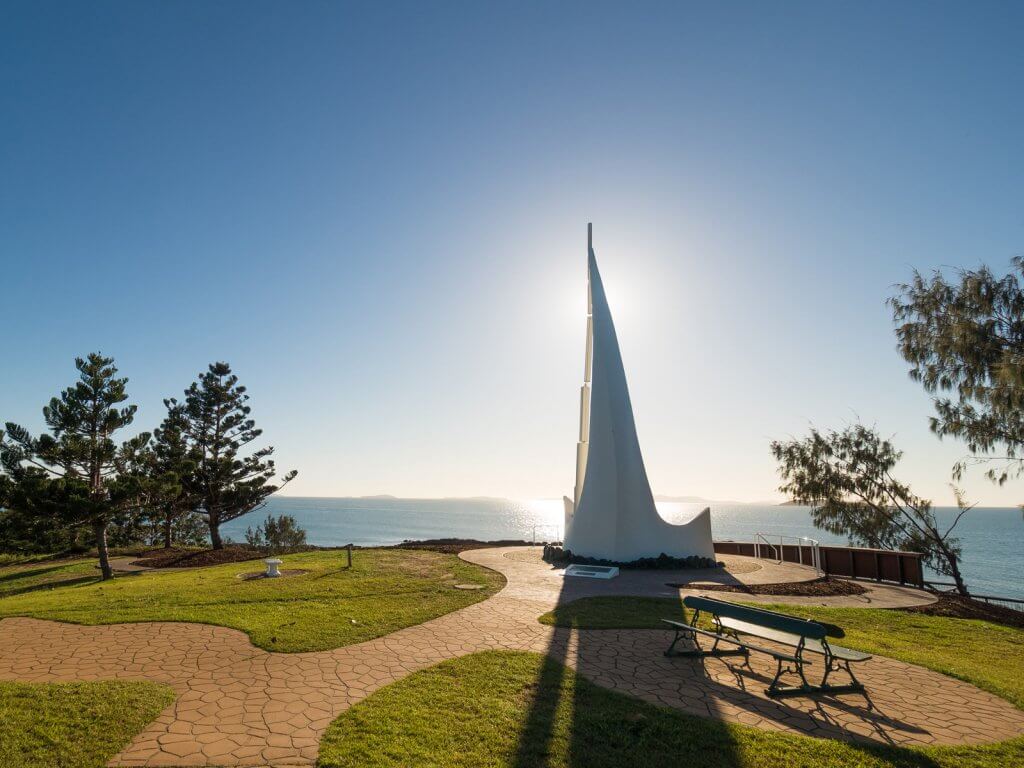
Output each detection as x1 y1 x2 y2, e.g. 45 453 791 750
655 495 762 505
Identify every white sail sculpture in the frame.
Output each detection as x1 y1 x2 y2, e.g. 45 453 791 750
563 225 715 562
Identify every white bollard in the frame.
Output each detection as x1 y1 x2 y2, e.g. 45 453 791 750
264 558 283 578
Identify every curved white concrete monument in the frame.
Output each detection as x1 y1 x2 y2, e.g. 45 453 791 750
563 224 715 562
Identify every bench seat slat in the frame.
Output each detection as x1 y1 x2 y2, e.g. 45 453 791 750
661 620 805 664
683 595 828 639
718 617 871 662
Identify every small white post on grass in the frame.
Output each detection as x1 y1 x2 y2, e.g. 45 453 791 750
264 558 283 578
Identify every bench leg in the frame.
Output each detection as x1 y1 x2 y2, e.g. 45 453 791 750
769 658 865 698
664 629 748 658
817 657 866 695
766 657 814 697
664 629 688 657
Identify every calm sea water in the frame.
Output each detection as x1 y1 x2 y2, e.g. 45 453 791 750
222 497 1024 600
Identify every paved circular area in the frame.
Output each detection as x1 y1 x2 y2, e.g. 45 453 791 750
0 548 1017 767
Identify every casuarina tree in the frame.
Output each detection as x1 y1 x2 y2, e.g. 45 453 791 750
0 353 149 579
891 259 1024 486
771 423 971 595
181 362 296 549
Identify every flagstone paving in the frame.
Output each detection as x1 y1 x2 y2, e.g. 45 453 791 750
1 547 1021 766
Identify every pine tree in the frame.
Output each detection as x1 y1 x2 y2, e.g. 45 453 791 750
147 399 200 548
0 353 148 579
182 362 296 549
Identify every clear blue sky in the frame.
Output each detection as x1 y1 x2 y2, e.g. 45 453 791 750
3 1 1023 505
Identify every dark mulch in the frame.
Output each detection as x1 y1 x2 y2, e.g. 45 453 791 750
132 546 264 569
903 594 1024 629
389 538 537 555
666 576 868 597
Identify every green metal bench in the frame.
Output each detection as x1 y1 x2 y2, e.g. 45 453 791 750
663 595 871 698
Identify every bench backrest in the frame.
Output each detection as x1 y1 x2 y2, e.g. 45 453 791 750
683 595 828 640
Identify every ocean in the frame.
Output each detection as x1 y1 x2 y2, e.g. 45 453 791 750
222 497 1024 600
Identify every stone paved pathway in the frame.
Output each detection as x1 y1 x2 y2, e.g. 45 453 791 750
0 547 1020 766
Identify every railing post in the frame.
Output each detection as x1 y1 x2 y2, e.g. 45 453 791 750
347 543 353 568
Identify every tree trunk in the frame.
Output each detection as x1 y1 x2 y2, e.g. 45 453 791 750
209 514 223 550
94 521 113 581
943 545 969 597
163 512 173 549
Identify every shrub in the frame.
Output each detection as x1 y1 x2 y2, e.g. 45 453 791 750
244 514 307 554
542 544 720 570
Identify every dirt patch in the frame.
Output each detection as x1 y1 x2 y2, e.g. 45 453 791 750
715 555 762 575
903 594 1024 629
667 576 868 597
503 549 545 564
390 539 538 555
237 569 309 581
132 546 263 569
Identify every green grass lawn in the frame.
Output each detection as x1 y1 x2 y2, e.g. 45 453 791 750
0 679 174 768
0 548 503 652
316 650 1024 768
538 596 1024 709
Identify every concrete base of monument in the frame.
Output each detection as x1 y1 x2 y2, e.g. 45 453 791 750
564 564 620 579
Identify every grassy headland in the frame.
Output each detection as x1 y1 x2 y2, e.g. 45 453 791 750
0 548 502 652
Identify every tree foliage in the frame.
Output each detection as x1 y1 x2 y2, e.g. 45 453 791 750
144 399 202 548
770 423 971 595
245 513 307 554
182 363 296 549
0 354 149 578
891 259 1024 484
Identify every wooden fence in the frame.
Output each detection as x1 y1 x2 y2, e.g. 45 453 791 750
712 541 924 587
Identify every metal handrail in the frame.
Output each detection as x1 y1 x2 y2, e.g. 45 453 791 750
754 533 822 576
754 533 779 563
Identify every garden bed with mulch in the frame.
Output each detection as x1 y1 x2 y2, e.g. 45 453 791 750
666 576 868 597
903 593 1024 629
131 546 264 569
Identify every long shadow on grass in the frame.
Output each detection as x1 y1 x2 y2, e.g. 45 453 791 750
0 564 81 585
0 575 103 599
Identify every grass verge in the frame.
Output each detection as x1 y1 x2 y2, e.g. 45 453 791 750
538 596 1024 709
0 679 174 768
316 649 1024 768
0 548 503 652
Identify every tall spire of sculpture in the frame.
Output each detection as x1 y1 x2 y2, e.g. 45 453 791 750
564 224 714 562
